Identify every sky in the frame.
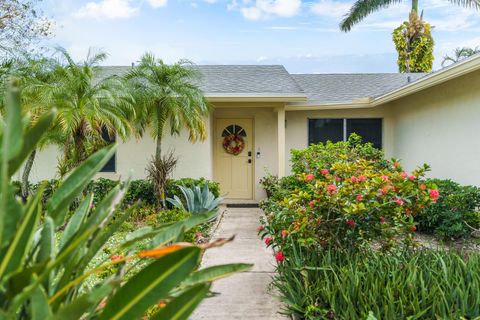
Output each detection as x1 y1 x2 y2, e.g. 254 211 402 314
40 0 480 73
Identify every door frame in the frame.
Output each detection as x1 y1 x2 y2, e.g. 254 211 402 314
213 115 255 200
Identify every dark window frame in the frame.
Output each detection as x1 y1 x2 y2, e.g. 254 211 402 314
307 118 383 149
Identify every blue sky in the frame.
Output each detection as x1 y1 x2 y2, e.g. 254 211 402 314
41 0 480 73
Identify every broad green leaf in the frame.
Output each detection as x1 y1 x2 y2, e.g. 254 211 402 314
7 111 55 176
150 283 210 320
53 281 116 320
37 217 55 263
0 187 42 280
181 263 252 288
2 84 23 161
0 185 22 249
30 285 52 320
99 247 201 320
46 144 117 224
59 194 93 250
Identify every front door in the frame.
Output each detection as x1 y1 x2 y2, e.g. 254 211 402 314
214 118 253 199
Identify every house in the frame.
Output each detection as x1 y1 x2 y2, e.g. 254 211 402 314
28 54 480 201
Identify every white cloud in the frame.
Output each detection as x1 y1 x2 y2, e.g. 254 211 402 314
311 0 351 18
74 0 139 19
148 0 168 8
233 0 302 20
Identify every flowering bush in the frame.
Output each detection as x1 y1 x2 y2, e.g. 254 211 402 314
260 139 439 252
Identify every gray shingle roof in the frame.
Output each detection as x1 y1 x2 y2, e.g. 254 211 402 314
291 73 427 104
98 65 428 103
98 65 304 96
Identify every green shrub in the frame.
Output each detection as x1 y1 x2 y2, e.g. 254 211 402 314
290 134 389 175
167 184 223 215
274 245 480 319
124 179 156 206
85 177 120 203
415 179 480 239
166 177 220 199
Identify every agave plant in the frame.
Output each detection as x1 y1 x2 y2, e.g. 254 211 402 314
0 82 250 319
167 183 223 215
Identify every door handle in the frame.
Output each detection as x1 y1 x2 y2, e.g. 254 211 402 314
248 159 252 164
248 151 252 157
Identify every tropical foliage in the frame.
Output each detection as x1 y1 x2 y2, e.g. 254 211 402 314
126 53 211 203
168 183 224 215
442 46 480 67
340 0 479 72
0 83 249 319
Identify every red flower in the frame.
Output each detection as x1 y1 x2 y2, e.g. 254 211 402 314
409 175 416 181
305 174 315 182
381 175 389 182
358 175 367 181
321 169 329 175
419 184 427 190
394 197 404 206
265 236 272 246
406 208 412 216
351 176 359 183
429 189 440 202
257 225 264 232
327 184 337 193
281 230 289 238
379 216 386 224
410 225 417 231
335 177 342 181
111 255 124 261
393 161 400 168
356 194 364 201
275 251 285 262
309 200 315 208
345 219 355 227
400 171 408 179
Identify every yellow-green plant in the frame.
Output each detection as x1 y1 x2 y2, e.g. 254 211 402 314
0 82 251 319
392 12 434 73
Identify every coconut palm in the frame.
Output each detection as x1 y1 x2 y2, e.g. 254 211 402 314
45 48 137 175
125 53 211 204
442 46 480 67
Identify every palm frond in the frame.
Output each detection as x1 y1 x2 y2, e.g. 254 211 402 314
340 0 403 32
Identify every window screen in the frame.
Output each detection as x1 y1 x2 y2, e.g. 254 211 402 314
346 118 382 149
308 119 343 145
100 127 116 173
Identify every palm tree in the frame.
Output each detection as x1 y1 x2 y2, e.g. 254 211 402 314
45 48 137 175
340 0 480 32
126 53 211 162
125 53 211 204
442 46 480 67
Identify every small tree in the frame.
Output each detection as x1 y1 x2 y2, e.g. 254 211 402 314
442 46 480 67
126 53 211 204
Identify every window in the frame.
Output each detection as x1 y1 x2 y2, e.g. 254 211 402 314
308 118 382 149
100 127 116 172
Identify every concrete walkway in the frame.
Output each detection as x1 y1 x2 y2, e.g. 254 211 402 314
191 207 286 320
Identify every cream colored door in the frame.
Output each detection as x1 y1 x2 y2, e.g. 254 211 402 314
214 118 253 199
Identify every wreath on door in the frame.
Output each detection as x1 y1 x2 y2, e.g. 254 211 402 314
223 134 245 155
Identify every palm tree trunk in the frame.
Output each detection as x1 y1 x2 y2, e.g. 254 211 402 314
21 149 36 202
411 0 418 13
155 136 162 163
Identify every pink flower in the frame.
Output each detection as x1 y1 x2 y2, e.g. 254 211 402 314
351 176 359 183
257 225 264 232
409 175 416 181
400 172 408 179
394 197 405 206
327 184 337 193
429 189 440 202
281 230 289 238
335 177 342 182
379 216 386 224
356 194 364 201
309 200 315 208
345 219 355 228
381 175 389 182
275 251 285 262
265 237 272 246
305 174 315 182
321 169 329 175
393 162 400 168
111 255 124 261
419 184 427 190
358 175 367 182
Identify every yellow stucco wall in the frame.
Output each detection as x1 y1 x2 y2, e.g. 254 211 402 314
285 107 395 175
389 70 480 186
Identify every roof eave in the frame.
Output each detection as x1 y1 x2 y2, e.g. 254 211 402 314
206 94 307 103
